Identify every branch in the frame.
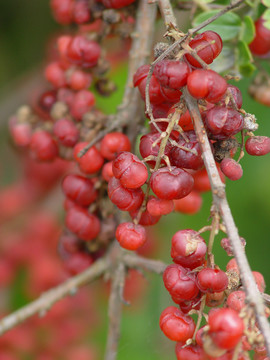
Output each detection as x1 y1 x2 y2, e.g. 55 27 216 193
158 0 177 29
183 87 270 357
123 253 167 274
0 256 109 336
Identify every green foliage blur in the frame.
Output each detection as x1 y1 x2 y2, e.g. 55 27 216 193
0 1 269 359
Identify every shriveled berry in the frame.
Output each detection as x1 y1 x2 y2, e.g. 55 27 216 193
53 118 79 147
171 229 207 270
187 69 227 103
160 306 195 342
65 207 100 241
226 258 239 274
62 174 97 207
108 177 143 211
153 60 190 89
169 131 204 170
221 237 246 256
30 131 59 162
100 132 131 160
197 268 228 293
147 197 174 217
220 158 243 181
206 291 225 307
73 142 104 174
227 291 246 312
208 308 244 349
139 132 172 167
204 107 244 140
245 136 270 156
163 264 199 301
112 152 148 189
174 191 202 215
253 271 266 292
116 222 146 250
150 167 194 200
220 85 242 109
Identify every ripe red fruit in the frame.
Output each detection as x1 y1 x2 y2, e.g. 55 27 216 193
51 0 73 25
70 89 95 121
108 177 144 211
196 268 228 293
112 152 148 189
163 264 199 301
174 191 202 215
175 343 205 360
227 291 246 312
160 306 195 342
30 131 59 162
102 0 136 9
72 0 91 24
245 136 270 156
169 131 204 170
249 17 270 56
100 132 131 160
67 35 101 68
220 85 243 109
65 207 100 241
115 222 146 250
150 167 194 200
220 158 243 181
65 253 93 275
133 64 149 87
67 68 92 90
138 74 167 104
153 60 190 89
35 90 57 119
204 107 244 140
59 233 81 254
129 207 161 226
9 118 32 147
53 118 79 147
208 308 244 349
139 132 172 167
102 161 114 182
171 229 207 269
185 31 223 68
147 197 174 217
187 69 227 103
62 174 97 207
44 61 66 88
253 271 266 292
73 142 104 174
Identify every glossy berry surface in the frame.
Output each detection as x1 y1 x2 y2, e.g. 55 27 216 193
175 343 205 360
220 158 243 181
249 17 270 56
139 132 172 167
245 136 270 156
153 60 190 89
65 207 100 241
150 167 194 200
160 306 195 342
62 174 97 207
115 222 146 250
73 142 104 174
100 132 131 160
147 197 174 217
197 268 228 293
208 308 244 349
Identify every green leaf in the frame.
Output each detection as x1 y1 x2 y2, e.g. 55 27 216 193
263 9 270 29
239 63 256 77
239 16 255 44
192 10 242 41
237 41 255 77
210 45 235 73
262 0 270 7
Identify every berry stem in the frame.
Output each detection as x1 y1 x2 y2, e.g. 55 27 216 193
192 294 206 341
207 207 220 268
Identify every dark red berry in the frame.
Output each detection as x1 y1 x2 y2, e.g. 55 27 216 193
138 74 166 105
73 142 104 174
150 167 194 200
249 17 270 56
108 177 144 211
102 0 136 9
129 207 161 226
171 229 207 270
220 158 243 181
160 306 195 342
65 207 100 241
196 268 228 293
204 107 244 140
139 132 172 167
30 131 59 162
133 65 149 87
100 132 131 160
59 233 81 255
220 85 242 109
36 90 57 119
115 222 146 250
175 343 205 360
245 136 270 156
208 308 244 349
53 118 79 147
112 152 148 189
169 130 204 170
62 174 97 207
153 60 190 89
187 69 227 103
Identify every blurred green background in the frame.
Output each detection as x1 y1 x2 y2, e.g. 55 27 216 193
0 1 269 359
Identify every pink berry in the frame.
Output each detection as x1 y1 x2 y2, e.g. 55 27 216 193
245 136 270 156
220 158 243 181
116 222 146 250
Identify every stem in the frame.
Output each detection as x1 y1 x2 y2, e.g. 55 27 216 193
183 88 270 357
207 209 220 268
192 294 206 341
158 0 177 29
123 253 167 274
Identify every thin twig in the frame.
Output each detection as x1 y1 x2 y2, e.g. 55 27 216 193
158 0 177 29
183 87 270 357
123 253 167 274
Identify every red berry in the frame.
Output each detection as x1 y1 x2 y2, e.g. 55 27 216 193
108 177 144 211
51 0 73 24
102 161 114 182
178 294 202 314
67 68 92 90
171 229 207 270
175 343 205 360
67 35 101 68
227 291 246 312
174 191 202 215
129 207 161 226
30 131 59 162
72 0 91 24
226 258 239 274
62 174 97 207
197 268 228 293
169 130 204 170
160 86 182 102
138 74 167 105
150 166 194 200
65 253 93 275
153 60 190 89
147 197 174 217
220 158 243 181
73 142 104 174
160 306 195 342
253 271 266 292
187 69 227 103
70 89 95 121
112 152 148 189
185 31 223 68
65 207 100 241
53 118 79 147
208 308 244 349
163 264 199 301
249 17 270 56
220 85 242 109
204 107 244 140
116 222 146 250
100 132 131 160
193 166 225 192
245 136 270 156
102 0 136 9
133 64 149 87
221 237 246 257
59 233 81 254
44 61 66 88
36 90 57 119
139 132 172 167
177 109 194 131
9 118 32 147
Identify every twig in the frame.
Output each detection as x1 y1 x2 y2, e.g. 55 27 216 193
123 253 167 274
0 256 109 336
158 0 177 29
183 87 270 357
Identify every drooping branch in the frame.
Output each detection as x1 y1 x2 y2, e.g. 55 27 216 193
183 88 270 357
